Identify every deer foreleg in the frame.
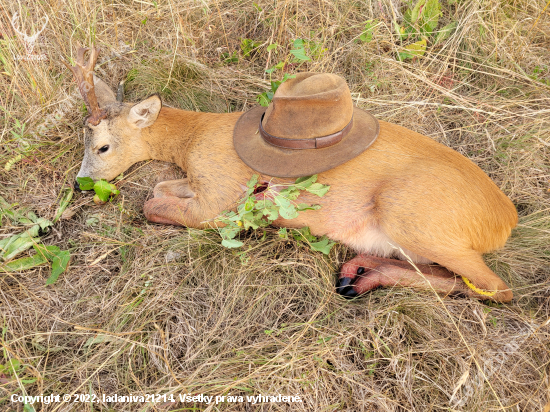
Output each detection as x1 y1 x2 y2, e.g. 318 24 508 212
153 179 195 199
143 196 211 228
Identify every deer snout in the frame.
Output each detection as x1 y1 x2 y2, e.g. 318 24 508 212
73 180 82 192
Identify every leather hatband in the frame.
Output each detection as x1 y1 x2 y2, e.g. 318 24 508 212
259 113 353 150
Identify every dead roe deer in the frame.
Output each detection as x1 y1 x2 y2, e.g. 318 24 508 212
69 47 517 302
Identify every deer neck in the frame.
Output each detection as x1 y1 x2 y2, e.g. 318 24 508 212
141 107 205 170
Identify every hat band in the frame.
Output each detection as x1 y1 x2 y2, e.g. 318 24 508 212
259 113 353 150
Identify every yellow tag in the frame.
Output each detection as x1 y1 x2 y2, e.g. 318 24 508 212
461 276 497 297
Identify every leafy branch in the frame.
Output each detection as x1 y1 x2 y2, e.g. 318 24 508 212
278 226 336 255
213 175 336 254
256 38 314 107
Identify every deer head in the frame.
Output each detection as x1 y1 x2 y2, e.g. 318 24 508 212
10 13 48 54
67 47 162 184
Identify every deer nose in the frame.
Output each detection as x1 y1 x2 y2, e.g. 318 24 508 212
73 180 82 192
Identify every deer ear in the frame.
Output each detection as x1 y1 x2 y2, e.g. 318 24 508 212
93 74 117 107
128 94 162 128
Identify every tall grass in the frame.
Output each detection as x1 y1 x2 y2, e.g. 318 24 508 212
0 0 549 410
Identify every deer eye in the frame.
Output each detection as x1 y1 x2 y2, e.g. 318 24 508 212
98 145 109 154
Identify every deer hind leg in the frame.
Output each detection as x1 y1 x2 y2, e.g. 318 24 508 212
379 220 513 302
153 179 195 199
337 255 472 299
430 251 513 302
337 252 513 302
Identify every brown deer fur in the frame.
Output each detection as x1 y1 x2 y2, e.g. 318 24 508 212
76 78 517 302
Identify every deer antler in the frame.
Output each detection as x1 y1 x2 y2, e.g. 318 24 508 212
64 47 107 126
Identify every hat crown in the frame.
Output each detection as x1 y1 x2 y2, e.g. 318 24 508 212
233 72 379 178
263 73 354 140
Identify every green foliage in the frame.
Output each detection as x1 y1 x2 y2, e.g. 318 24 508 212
279 226 336 255
0 344 37 410
94 180 117 202
53 187 73 223
256 38 316 106
240 38 262 58
400 38 428 59
529 65 550 86
77 177 120 202
434 21 457 44
221 51 239 65
10 119 28 147
0 198 52 261
0 195 71 284
4 253 48 272
359 20 378 43
214 175 336 255
305 34 328 60
257 72 296 107
394 0 456 61
77 176 95 191
288 38 311 62
0 358 21 375
409 0 441 34
5 119 32 171
32 244 71 285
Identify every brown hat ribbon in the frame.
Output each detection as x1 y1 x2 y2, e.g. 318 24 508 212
259 113 354 150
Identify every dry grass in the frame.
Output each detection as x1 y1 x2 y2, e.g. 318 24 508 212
1 0 550 410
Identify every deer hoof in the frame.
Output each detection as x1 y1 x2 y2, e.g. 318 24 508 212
336 275 359 299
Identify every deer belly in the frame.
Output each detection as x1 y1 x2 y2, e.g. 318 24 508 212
333 225 433 264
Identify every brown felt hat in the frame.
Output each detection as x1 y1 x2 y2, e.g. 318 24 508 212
233 72 380 178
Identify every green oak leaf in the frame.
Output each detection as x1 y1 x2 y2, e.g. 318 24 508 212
294 175 317 189
76 177 95 191
222 239 244 248
278 204 299 220
306 183 331 197
280 187 300 200
46 250 71 285
309 238 336 255
296 203 321 211
94 180 112 202
246 174 259 190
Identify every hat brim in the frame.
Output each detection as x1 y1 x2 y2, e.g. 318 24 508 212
233 106 380 178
